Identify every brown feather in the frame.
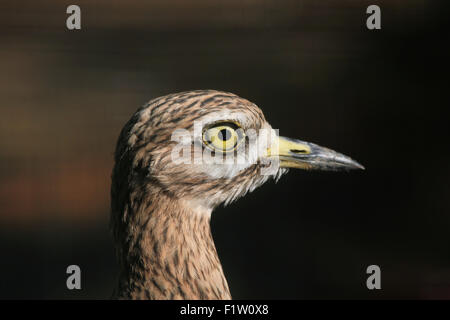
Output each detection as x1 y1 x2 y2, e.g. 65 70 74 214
111 90 273 299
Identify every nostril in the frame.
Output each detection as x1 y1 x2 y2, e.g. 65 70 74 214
290 149 307 154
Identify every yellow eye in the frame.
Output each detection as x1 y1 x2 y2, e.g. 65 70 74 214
202 122 245 152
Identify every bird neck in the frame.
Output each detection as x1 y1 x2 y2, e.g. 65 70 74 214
114 191 231 299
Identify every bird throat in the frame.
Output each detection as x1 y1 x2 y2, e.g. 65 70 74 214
114 191 231 300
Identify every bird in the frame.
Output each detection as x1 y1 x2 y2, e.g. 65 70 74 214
110 89 363 300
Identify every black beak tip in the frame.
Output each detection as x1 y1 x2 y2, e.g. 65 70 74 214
353 161 365 170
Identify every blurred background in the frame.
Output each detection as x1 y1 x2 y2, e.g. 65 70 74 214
0 0 449 299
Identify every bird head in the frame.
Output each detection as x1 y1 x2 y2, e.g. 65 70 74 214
113 90 363 212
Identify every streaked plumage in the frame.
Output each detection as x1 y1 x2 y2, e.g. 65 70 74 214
110 90 363 299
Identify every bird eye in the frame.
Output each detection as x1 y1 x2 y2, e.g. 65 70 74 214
202 122 245 152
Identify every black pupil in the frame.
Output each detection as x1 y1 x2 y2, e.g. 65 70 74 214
219 129 231 141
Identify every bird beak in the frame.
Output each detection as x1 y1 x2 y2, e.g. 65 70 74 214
267 136 365 171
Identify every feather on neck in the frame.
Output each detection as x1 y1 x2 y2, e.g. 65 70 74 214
113 189 231 300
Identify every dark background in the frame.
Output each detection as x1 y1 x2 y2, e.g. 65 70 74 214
0 0 449 299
